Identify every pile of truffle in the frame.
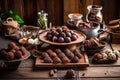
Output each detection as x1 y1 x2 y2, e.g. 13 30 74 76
38 48 82 64
0 42 28 60
92 49 120 63
84 38 104 47
46 26 78 43
77 22 95 28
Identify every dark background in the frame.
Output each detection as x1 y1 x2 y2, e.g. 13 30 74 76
0 0 120 26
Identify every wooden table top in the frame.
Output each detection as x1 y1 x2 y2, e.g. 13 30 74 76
0 36 120 80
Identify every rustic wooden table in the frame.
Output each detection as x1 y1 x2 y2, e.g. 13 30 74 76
0 36 120 80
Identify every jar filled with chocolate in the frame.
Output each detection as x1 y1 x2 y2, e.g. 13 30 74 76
86 5 103 23
67 13 83 29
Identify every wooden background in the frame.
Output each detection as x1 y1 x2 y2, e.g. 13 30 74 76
0 0 120 26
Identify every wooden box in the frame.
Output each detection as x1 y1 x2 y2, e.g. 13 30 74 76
111 32 120 44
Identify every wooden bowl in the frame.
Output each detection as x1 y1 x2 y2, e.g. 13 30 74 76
2 50 31 71
84 41 106 55
39 30 86 45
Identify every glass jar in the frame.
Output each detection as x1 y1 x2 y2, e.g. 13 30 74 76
86 5 103 23
67 13 83 26
37 10 48 29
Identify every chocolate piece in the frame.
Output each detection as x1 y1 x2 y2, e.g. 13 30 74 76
53 57 62 64
58 52 66 59
58 37 64 43
64 49 74 59
14 50 22 59
65 37 71 43
64 69 76 79
6 52 14 60
71 56 79 63
55 49 62 54
8 42 19 50
62 57 71 63
20 46 27 55
73 49 82 58
0 49 7 59
44 56 53 63
46 49 57 58
49 69 55 76
41 52 49 58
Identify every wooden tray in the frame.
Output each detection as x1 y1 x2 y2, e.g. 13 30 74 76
39 30 86 45
35 52 89 68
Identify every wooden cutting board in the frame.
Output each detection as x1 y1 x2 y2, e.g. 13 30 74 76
35 52 89 68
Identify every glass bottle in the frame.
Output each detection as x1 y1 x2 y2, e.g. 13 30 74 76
86 5 103 23
37 10 48 29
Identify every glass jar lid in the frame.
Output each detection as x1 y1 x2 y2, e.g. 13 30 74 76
68 13 83 20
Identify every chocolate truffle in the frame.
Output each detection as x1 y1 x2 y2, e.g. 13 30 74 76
58 52 66 59
62 57 71 63
8 42 19 50
46 49 57 58
64 49 74 59
6 52 14 60
53 57 62 64
64 69 76 79
55 49 62 55
71 56 79 63
44 56 53 63
41 52 49 58
14 50 22 59
73 49 82 58
0 49 7 59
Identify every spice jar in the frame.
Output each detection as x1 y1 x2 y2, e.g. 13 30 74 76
86 5 103 23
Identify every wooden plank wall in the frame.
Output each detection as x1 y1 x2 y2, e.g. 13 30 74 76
0 0 119 26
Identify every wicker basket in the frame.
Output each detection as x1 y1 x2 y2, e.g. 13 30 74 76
2 17 19 35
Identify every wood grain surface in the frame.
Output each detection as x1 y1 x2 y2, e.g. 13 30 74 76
0 0 119 26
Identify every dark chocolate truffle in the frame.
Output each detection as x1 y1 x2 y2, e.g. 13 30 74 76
8 42 19 50
58 52 66 59
0 49 7 59
64 69 76 79
73 49 82 58
41 52 49 58
53 57 62 64
46 49 57 58
6 52 14 60
44 56 53 63
14 50 22 59
64 49 74 59
71 56 79 63
55 49 62 55
62 57 71 63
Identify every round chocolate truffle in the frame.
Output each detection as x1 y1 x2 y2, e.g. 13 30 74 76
41 52 49 58
64 69 76 79
55 49 62 55
58 37 64 43
73 49 82 58
0 49 7 59
71 56 79 63
58 52 66 59
14 50 22 59
62 57 71 63
46 49 57 58
53 57 62 64
6 52 14 60
44 56 53 63
65 37 71 43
